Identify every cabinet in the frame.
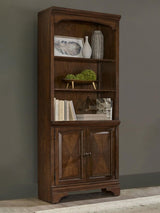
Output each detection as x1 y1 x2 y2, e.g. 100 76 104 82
87 128 115 181
38 6 121 203
55 128 85 185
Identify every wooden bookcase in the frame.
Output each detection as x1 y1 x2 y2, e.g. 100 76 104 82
38 6 121 203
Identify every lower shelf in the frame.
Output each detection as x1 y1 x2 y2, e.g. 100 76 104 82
51 120 120 127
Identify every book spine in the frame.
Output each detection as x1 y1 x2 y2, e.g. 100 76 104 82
69 101 77 120
59 100 64 121
54 98 59 121
64 100 70 121
54 98 56 120
66 101 70 121
64 100 67 121
61 100 64 121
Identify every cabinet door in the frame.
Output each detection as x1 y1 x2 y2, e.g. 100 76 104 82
55 128 86 185
87 128 115 181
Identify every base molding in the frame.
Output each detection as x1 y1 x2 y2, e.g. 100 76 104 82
51 181 120 203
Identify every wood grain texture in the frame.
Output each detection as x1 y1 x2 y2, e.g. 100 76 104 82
55 128 86 185
87 128 113 180
38 6 121 203
39 6 121 21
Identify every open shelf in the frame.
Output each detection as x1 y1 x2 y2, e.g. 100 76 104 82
54 56 116 63
54 88 116 92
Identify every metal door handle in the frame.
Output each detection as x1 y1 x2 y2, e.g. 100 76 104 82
83 152 92 157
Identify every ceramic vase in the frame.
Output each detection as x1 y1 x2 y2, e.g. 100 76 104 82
82 36 92 58
91 30 104 59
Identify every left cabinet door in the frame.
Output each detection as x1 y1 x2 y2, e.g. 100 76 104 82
55 127 86 185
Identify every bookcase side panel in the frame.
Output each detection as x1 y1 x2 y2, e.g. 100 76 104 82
38 9 52 202
115 21 120 179
115 22 119 120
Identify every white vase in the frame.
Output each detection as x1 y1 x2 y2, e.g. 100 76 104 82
82 36 92 58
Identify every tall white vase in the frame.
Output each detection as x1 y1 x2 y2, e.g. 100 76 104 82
82 36 92 58
91 30 104 59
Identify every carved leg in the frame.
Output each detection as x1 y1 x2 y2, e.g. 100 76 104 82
71 81 74 89
66 83 69 89
107 187 120 196
92 82 96 90
52 192 68 204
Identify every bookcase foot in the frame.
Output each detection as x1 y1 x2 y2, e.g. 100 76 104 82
107 187 120 196
101 187 120 196
101 188 107 193
52 192 68 204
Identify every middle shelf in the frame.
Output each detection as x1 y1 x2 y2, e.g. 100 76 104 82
54 88 116 93
54 56 116 63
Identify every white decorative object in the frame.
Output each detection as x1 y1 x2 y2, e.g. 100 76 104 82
91 30 104 59
96 98 112 120
82 36 92 58
54 36 84 57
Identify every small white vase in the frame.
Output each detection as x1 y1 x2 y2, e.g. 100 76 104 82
82 36 92 58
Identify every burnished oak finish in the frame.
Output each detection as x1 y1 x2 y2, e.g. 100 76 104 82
38 6 121 203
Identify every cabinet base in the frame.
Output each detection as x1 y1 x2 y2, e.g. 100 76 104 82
51 181 120 203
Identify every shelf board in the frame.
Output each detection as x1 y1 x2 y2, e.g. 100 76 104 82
54 88 116 93
51 120 120 127
54 56 115 63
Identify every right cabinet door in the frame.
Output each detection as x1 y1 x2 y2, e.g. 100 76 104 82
87 128 116 181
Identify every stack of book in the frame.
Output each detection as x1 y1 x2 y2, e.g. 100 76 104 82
54 98 77 121
76 114 110 120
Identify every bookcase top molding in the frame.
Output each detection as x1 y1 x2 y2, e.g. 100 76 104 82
39 6 121 29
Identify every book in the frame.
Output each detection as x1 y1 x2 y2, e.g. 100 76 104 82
58 100 64 121
64 100 70 121
64 100 67 121
54 98 59 121
54 99 76 121
69 101 77 120
66 101 70 121
77 113 111 120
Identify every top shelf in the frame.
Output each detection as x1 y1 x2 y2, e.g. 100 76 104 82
54 56 116 63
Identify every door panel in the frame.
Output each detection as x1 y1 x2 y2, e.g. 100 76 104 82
87 128 115 181
55 127 85 185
